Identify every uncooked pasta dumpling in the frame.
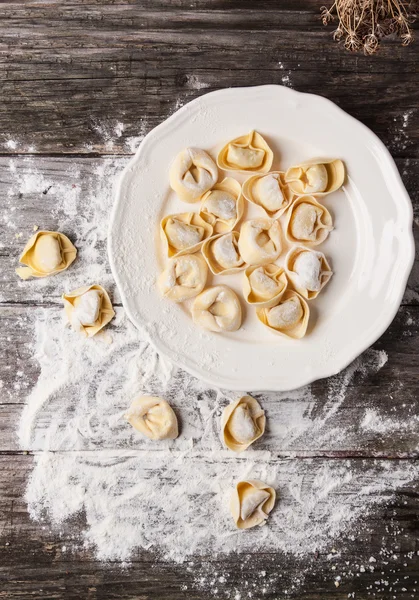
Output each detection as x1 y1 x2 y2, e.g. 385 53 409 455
243 264 287 307
158 254 208 302
191 285 242 332
230 480 276 529
242 172 293 218
238 219 282 265
161 212 214 258
62 284 115 337
200 177 243 234
257 290 309 339
16 231 77 280
169 147 218 203
125 396 178 440
221 395 265 452
217 130 273 173
202 231 246 275
285 246 332 300
285 197 333 246
285 159 345 196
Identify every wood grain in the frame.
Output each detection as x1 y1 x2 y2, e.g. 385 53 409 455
0 2 418 599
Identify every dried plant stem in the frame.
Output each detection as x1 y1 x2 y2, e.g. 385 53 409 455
321 0 416 54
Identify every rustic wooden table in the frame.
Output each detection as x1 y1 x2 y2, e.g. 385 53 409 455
1 2 418 599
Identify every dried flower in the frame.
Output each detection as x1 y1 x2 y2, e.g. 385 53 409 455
321 0 416 54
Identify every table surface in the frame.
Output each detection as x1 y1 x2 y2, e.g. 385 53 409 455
0 2 418 599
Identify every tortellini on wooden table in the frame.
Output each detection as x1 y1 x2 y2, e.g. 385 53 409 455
158 254 208 302
16 230 77 280
242 171 293 218
285 246 332 300
238 218 282 265
231 479 276 529
217 130 273 173
285 196 333 246
191 285 242 332
169 147 218 203
221 395 265 452
161 212 214 258
63 284 115 337
285 159 345 196
200 177 243 234
257 290 309 339
243 264 287 308
202 231 246 275
125 396 179 440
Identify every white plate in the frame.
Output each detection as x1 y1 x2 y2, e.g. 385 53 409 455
108 85 414 391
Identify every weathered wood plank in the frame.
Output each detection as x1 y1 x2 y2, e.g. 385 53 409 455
1 303 418 456
0 453 418 599
0 156 418 304
0 3 417 155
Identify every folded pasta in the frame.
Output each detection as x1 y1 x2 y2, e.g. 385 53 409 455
242 171 293 218
202 231 246 275
217 130 273 173
161 212 214 258
230 479 276 529
285 246 332 300
221 395 265 452
285 197 333 246
158 254 208 302
257 290 309 339
191 285 242 332
62 284 115 337
125 396 179 440
200 177 243 234
238 218 282 265
243 264 287 307
16 230 77 280
285 159 345 196
169 147 218 203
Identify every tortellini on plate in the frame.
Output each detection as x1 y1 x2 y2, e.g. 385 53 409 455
230 479 276 529
243 264 287 308
169 147 218 203
16 230 77 280
285 196 333 246
257 290 309 339
158 254 208 302
285 246 332 300
238 218 282 265
161 212 214 258
202 231 246 275
200 177 243 234
221 395 265 452
242 171 293 218
217 130 273 173
125 395 179 440
63 284 115 337
191 285 242 332
284 159 345 196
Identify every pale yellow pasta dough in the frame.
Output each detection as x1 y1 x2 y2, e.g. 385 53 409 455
285 246 332 300
230 480 276 529
285 197 333 246
169 147 218 203
158 254 208 302
243 264 287 308
285 159 345 196
191 285 242 332
238 218 282 265
16 231 77 280
125 396 178 440
62 284 115 337
257 290 309 339
221 395 265 452
217 131 273 173
202 231 246 275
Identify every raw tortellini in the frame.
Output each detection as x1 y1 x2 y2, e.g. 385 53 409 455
285 246 332 300
285 159 345 196
169 147 218 203
161 212 214 258
221 395 265 452
257 290 309 339
243 264 287 307
158 254 208 302
125 396 179 440
230 479 276 529
238 219 282 265
16 230 77 280
191 285 242 332
200 177 243 233
242 171 293 218
63 284 115 337
285 197 333 245
202 232 246 275
217 130 273 173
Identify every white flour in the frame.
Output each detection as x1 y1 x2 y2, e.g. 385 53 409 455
4 121 418 597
